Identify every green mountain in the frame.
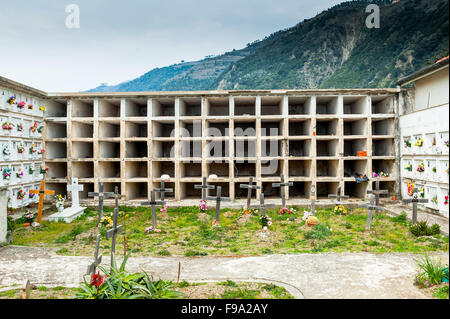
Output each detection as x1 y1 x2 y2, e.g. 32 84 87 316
89 0 449 92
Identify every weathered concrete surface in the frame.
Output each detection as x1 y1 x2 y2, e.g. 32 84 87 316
0 188 8 244
0 246 448 299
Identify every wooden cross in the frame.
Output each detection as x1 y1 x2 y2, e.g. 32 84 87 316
105 207 122 266
29 180 55 224
402 188 429 225
358 194 383 231
206 186 230 224
87 234 103 275
250 193 275 217
141 189 165 232
272 174 293 208
154 180 173 201
328 186 349 203
240 176 260 209
195 177 215 201
367 180 389 206
88 182 114 227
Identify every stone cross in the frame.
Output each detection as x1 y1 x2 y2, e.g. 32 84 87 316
206 186 230 224
154 180 173 201
367 180 389 206
240 177 261 209
105 207 122 266
250 193 275 217
87 234 103 275
141 190 165 231
358 194 383 231
88 182 114 227
195 177 215 201
272 174 293 208
29 180 55 224
328 186 349 204
67 178 83 207
402 188 429 225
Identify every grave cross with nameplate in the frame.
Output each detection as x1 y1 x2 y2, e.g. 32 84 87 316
367 180 389 206
272 174 293 208
141 189 166 232
154 180 173 201
206 186 230 224
105 206 122 266
195 177 215 201
87 234 103 275
240 176 260 209
402 188 429 225
250 193 275 217
328 186 349 204
88 182 114 227
29 180 55 224
358 194 384 231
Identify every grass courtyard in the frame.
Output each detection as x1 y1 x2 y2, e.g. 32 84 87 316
10 205 449 257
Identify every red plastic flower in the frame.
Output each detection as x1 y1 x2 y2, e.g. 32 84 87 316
91 272 104 287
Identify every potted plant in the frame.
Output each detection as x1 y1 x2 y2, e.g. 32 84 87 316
55 194 66 213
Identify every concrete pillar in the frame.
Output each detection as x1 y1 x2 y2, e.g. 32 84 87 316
0 187 8 244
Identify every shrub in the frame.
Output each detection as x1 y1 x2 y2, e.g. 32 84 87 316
304 224 332 240
184 250 207 257
157 249 171 256
415 256 447 285
391 212 408 225
410 222 440 237
217 280 238 287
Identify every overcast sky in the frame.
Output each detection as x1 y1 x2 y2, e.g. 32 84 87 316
0 0 345 92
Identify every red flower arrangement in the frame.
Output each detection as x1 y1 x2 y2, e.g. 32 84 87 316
91 272 104 287
17 101 26 109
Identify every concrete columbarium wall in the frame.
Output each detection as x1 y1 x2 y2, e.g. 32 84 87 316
0 80 45 209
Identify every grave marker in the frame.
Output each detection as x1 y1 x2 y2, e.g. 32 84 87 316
141 189 165 232
358 194 383 231
87 234 103 275
272 174 293 208
240 176 260 209
328 186 349 204
309 185 317 215
195 177 215 201
154 180 173 201
29 180 55 224
250 193 275 217
105 206 122 266
402 188 429 225
88 182 114 227
49 178 86 222
367 180 389 206
206 186 230 224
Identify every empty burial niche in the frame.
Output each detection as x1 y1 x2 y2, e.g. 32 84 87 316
316 140 338 157
45 99 67 118
262 182 280 198
79 183 94 199
289 119 311 136
207 161 230 178
344 119 367 136
261 159 283 176
261 140 282 157
152 161 175 178
234 140 256 157
181 183 202 199
261 96 282 116
180 162 202 178
235 162 256 177
316 96 338 115
372 119 394 136
207 121 229 137
152 99 174 117
344 160 368 177
46 122 67 138
316 160 339 177
180 120 202 138
72 122 93 138
46 162 67 179
376 181 396 194
99 122 120 138
207 98 229 116
316 182 339 198
371 96 394 114
46 142 67 159
180 141 202 158
98 99 121 118
261 121 283 137
180 98 202 116
234 97 256 116
344 181 367 198
289 96 312 115
125 122 148 138
208 183 230 197
291 181 312 198
104 183 121 194
99 142 120 158
125 161 148 178
316 119 338 136
126 182 148 200
289 160 311 177
372 159 395 176
72 142 93 159
126 99 147 117
372 139 394 156
46 183 67 198
234 183 250 199
99 161 121 178
234 121 256 136
72 162 94 178
153 121 175 138
207 141 230 158
343 96 368 114
289 140 311 157
71 100 94 117
126 141 148 158
343 139 367 157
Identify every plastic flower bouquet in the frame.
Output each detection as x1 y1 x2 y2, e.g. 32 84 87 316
29 144 37 154
100 216 113 228
2 122 13 130
30 121 38 133
17 101 26 109
2 168 11 180
445 140 449 148
431 196 438 205
39 106 45 112
414 137 424 147
38 148 45 155
7 96 16 105
40 167 49 174
17 144 25 154
333 205 347 215
17 190 26 200
37 126 43 134
55 194 66 208
417 162 425 173
199 200 208 212
405 164 413 171
445 195 449 206
160 204 168 214
16 170 24 178
407 180 415 196
16 123 23 132
404 139 411 148
28 166 35 175
418 188 425 198
2 145 11 156
279 207 295 214
260 215 272 228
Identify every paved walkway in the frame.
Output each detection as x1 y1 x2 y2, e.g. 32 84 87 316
0 246 448 299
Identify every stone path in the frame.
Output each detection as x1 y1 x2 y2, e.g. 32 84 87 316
0 246 448 299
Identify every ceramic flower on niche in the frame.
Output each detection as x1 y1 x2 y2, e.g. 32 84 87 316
417 162 425 173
